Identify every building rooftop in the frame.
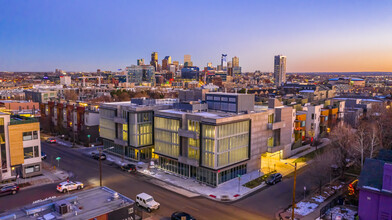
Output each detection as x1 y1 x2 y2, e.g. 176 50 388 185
358 158 386 191
0 187 134 220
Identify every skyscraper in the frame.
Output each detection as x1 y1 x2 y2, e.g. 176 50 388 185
137 59 145 66
221 54 227 70
232 56 239 67
150 52 158 71
274 55 287 87
184 55 192 67
162 56 171 70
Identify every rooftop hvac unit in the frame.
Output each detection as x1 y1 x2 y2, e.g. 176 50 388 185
55 201 71 215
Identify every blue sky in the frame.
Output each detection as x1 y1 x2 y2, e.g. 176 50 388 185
1 0 392 72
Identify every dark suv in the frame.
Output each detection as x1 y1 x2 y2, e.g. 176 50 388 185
121 164 137 172
0 184 19 196
92 152 106 160
265 173 283 185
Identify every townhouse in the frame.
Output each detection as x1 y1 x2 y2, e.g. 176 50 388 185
0 114 42 181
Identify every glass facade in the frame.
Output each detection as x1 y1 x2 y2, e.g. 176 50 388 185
103 139 138 160
127 65 155 85
100 118 115 140
158 157 247 187
218 164 247 184
154 117 180 158
188 120 200 160
202 121 250 169
129 112 153 147
0 118 6 172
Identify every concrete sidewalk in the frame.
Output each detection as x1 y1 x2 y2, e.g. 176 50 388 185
1 162 70 190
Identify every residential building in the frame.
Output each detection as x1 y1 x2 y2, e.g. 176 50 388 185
0 100 39 116
154 92 294 186
0 187 136 220
0 114 42 181
358 150 392 220
40 102 100 146
181 66 200 80
59 76 72 86
25 90 58 103
100 98 177 161
274 55 287 87
126 65 155 85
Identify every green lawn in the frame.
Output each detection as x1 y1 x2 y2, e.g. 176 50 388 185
293 147 325 163
243 171 276 189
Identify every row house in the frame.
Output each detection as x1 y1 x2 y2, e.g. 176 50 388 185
40 102 100 145
0 114 42 181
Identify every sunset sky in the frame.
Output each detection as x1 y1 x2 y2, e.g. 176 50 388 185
1 0 392 72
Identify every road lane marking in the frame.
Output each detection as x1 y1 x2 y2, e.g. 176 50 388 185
186 206 199 212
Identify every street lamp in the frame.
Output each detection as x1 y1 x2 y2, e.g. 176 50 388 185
286 162 298 220
98 146 114 187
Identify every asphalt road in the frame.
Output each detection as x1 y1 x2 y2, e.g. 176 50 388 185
0 142 320 220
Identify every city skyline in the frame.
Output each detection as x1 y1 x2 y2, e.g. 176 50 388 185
1 1 392 72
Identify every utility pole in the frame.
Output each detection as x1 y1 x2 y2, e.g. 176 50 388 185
292 162 297 220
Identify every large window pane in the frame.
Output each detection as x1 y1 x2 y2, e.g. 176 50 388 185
24 147 33 159
23 132 32 141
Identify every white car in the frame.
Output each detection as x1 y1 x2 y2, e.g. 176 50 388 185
136 193 160 212
57 181 84 193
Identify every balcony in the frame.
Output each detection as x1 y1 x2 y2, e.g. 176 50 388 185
178 128 199 139
114 116 127 124
267 121 285 130
114 138 127 146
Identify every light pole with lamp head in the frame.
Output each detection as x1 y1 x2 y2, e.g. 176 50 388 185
99 146 114 187
286 162 298 220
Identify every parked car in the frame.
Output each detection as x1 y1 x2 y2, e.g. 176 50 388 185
57 181 84 193
46 138 56 143
0 184 19 196
265 173 282 185
41 152 47 160
91 152 106 160
120 164 137 173
171 211 196 220
136 193 160 212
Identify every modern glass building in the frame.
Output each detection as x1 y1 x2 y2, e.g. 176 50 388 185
126 65 155 85
99 99 176 161
181 66 200 80
153 112 250 187
153 92 295 187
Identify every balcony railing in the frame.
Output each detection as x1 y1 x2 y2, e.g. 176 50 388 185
9 117 39 125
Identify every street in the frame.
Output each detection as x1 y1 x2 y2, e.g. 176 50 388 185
0 142 319 220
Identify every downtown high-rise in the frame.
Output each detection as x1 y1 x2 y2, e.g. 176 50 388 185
274 55 287 87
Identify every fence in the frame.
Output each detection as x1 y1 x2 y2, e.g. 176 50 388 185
319 194 345 218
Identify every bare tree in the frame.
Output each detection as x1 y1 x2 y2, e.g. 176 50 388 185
64 90 78 101
329 123 357 175
308 150 337 193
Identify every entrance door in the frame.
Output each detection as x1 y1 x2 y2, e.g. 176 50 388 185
190 166 197 179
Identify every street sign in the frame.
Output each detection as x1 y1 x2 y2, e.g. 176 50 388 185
56 157 61 160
